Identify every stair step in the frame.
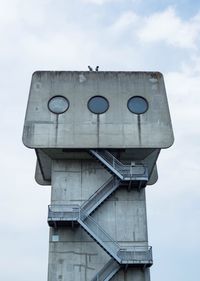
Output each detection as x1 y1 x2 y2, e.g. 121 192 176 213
89 149 148 184
91 259 121 281
81 177 120 217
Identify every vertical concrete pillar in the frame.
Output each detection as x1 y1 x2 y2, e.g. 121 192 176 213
48 159 150 280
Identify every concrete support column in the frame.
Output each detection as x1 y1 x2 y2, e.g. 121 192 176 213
47 159 150 281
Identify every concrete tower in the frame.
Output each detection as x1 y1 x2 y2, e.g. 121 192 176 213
23 71 174 281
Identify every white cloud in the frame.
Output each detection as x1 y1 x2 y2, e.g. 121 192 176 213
0 1 200 280
147 57 200 281
111 11 139 31
166 56 200 111
81 0 121 5
162 57 200 200
138 7 200 49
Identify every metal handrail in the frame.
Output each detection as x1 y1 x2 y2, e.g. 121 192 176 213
48 205 153 263
48 204 80 220
117 246 152 262
48 204 80 212
81 177 113 208
49 179 119 223
79 208 120 254
91 259 120 281
79 209 152 263
91 150 147 177
81 177 119 214
119 245 152 251
97 150 129 170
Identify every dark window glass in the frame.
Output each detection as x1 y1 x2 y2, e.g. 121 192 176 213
48 96 69 114
127 96 148 114
88 96 109 114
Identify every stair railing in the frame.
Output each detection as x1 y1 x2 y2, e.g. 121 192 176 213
91 259 120 281
81 177 119 215
90 150 147 179
78 208 120 257
48 206 153 264
48 204 79 221
117 246 153 263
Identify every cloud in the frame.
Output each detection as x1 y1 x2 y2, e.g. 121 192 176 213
110 6 200 50
81 0 121 5
1 1 200 280
138 7 200 49
111 11 139 31
166 56 200 116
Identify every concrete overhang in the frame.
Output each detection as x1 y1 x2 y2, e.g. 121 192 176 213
23 71 174 149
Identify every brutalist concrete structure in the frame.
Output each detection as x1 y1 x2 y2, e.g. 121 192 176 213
23 71 174 281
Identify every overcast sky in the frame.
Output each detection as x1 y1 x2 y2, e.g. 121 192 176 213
0 0 200 280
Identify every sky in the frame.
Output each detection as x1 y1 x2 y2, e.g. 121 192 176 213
0 0 200 280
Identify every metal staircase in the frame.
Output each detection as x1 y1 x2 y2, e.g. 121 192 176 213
81 177 120 216
90 149 148 186
78 209 152 265
48 176 120 227
78 209 121 263
48 150 152 280
48 206 153 266
91 259 121 281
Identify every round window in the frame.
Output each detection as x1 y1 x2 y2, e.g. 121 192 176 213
48 96 69 114
127 96 148 114
88 96 109 114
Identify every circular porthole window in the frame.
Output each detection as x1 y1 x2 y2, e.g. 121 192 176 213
48 96 69 114
127 96 148 114
88 96 109 114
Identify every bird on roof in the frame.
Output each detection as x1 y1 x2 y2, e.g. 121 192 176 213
95 66 99 72
88 66 93 71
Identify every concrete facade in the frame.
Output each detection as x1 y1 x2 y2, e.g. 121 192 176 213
23 71 174 149
23 71 174 281
48 160 150 281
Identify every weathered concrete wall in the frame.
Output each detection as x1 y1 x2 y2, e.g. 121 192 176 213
22 70 175 281
23 71 174 149
48 159 150 281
